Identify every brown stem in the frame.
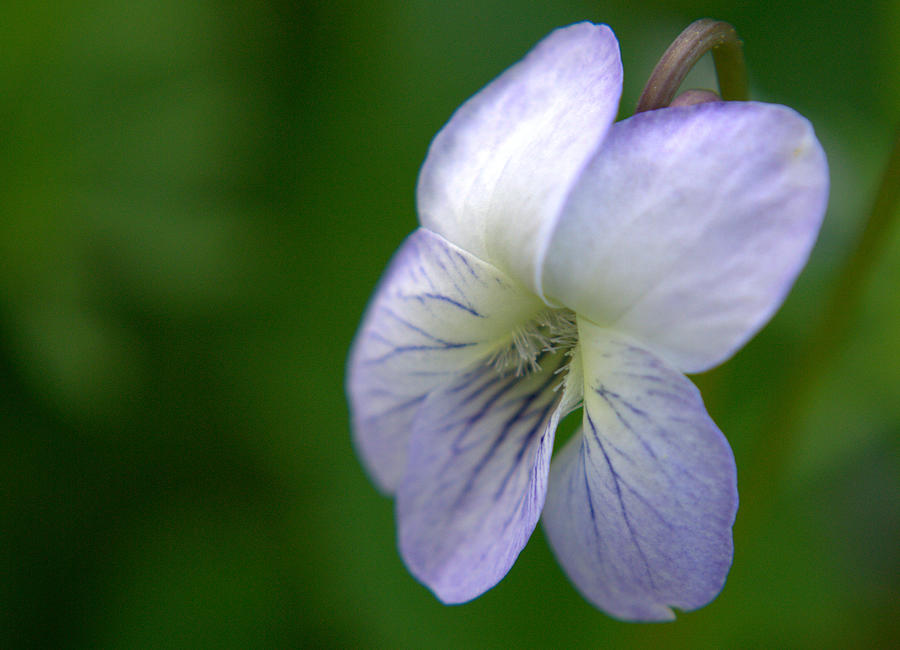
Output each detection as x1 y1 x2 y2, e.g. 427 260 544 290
636 19 749 113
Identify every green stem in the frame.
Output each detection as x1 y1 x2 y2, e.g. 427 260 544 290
742 129 900 521
636 19 749 113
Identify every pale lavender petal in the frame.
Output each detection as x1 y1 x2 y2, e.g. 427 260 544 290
397 350 569 603
347 228 543 493
542 321 737 621
543 101 829 372
417 22 622 296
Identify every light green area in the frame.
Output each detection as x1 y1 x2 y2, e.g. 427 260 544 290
2 1 897 647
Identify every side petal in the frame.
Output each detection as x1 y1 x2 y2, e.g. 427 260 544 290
397 350 569 603
543 101 829 372
347 228 543 493
542 321 738 621
417 22 623 296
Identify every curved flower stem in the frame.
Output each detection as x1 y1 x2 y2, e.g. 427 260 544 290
636 19 748 113
743 129 900 522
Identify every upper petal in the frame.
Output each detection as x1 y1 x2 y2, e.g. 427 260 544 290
346 228 543 493
397 350 568 603
542 321 738 621
542 101 829 372
417 22 623 297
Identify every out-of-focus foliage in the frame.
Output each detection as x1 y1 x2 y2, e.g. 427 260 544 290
1 1 897 647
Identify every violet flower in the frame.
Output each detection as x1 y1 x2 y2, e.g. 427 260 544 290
347 22 828 620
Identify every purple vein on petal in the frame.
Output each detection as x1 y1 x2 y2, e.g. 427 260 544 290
542 322 737 621
347 228 542 493
398 348 567 603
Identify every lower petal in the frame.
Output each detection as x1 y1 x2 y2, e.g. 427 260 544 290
542 321 737 621
397 351 569 603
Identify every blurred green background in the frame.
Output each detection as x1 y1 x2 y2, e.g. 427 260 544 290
2 1 897 647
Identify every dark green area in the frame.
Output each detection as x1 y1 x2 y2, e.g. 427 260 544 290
2 1 897 647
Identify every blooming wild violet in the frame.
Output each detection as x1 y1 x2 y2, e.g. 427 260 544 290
346 22 828 620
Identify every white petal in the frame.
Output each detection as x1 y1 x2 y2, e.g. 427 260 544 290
543 102 829 372
542 321 738 620
346 228 543 493
397 350 568 603
417 22 623 296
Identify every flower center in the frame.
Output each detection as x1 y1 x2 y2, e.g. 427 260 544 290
488 308 578 377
